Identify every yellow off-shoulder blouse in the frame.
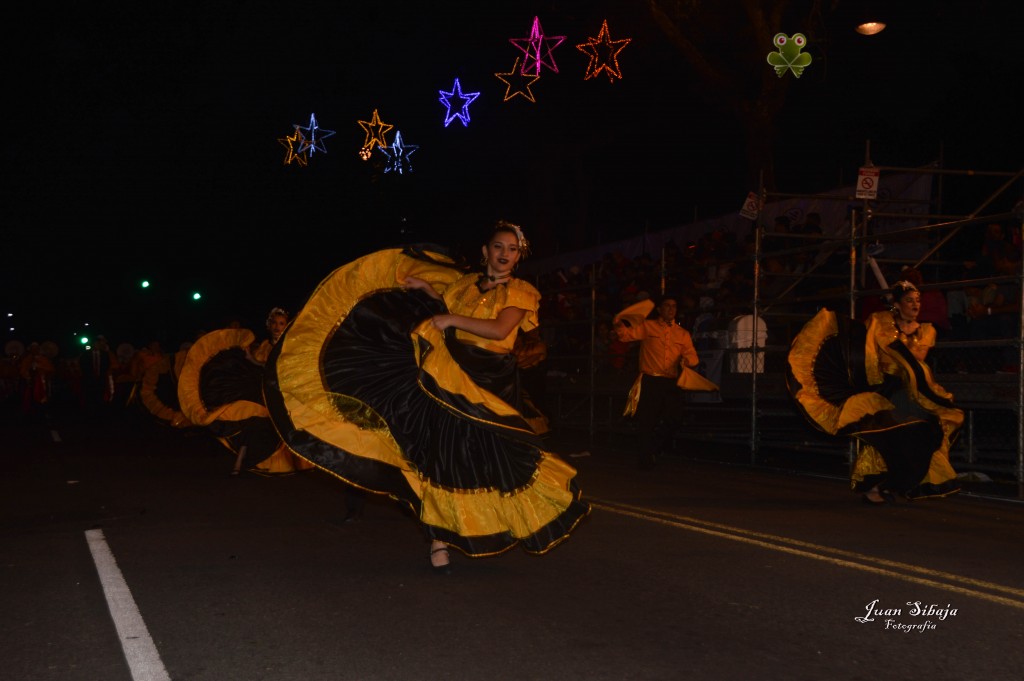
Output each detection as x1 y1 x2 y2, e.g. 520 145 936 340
442 275 540 353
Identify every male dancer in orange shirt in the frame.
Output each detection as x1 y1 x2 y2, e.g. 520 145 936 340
614 296 702 468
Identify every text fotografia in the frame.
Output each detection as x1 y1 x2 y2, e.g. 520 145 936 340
855 599 958 632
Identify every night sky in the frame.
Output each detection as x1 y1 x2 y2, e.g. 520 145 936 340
5 0 1022 352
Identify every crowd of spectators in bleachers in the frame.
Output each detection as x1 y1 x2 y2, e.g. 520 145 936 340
529 218 1022 379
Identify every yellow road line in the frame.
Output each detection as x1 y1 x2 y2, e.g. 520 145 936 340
592 500 1024 610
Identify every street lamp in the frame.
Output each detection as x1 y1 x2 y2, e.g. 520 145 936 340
855 20 886 36
854 1 886 35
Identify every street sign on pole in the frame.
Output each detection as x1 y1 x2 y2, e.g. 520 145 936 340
856 166 879 199
739 191 761 220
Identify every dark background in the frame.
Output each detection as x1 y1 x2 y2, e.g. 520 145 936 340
4 0 1021 351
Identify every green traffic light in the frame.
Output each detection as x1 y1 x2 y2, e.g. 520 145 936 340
192 292 202 301
141 280 150 288
80 336 89 345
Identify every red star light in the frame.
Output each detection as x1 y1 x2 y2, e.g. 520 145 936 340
577 20 631 82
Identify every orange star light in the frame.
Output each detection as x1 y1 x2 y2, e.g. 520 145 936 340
494 57 541 103
357 109 393 154
576 20 631 82
277 128 308 167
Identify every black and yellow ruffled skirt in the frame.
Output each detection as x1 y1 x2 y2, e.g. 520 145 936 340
263 247 590 557
786 309 940 494
178 328 282 463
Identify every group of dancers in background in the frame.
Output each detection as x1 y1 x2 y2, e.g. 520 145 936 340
134 221 961 576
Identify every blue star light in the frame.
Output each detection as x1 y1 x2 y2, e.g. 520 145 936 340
438 78 480 128
295 113 336 155
379 130 418 174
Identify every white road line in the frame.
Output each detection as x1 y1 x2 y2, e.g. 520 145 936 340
85 529 171 681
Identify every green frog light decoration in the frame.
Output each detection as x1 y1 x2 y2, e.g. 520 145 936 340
767 33 812 78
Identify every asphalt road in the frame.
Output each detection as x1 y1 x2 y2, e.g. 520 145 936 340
3 407 1023 681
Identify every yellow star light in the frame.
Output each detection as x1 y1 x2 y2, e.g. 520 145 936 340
494 57 541 103
277 128 308 167
576 19 631 82
357 109 394 155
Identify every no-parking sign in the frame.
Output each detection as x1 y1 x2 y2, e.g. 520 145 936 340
856 167 879 199
739 192 761 219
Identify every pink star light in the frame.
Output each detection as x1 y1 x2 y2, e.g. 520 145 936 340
509 16 565 76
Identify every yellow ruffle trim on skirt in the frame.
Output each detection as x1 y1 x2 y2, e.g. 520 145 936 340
140 352 192 428
412 450 579 544
787 309 894 435
177 328 268 426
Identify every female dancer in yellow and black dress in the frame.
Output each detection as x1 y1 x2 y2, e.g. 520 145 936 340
178 327 283 476
249 307 289 365
175 311 316 477
263 221 590 572
246 308 315 477
857 281 962 499
787 281 962 503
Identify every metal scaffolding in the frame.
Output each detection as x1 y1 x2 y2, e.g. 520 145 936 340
539 155 1024 498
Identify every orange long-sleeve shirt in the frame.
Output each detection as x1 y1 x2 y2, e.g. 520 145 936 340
615 317 699 378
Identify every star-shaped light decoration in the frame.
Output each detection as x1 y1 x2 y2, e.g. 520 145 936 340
494 57 541 103
509 16 565 76
379 130 418 174
295 113 335 155
357 109 394 158
576 19 631 82
277 127 309 167
438 78 480 128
